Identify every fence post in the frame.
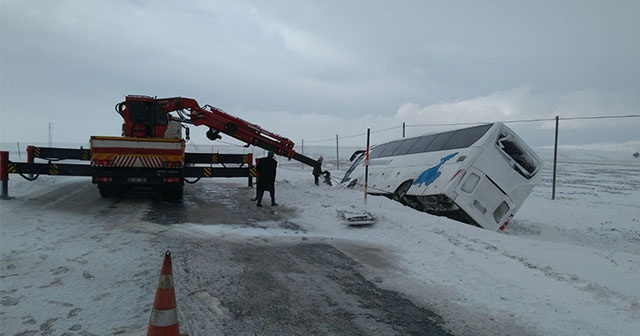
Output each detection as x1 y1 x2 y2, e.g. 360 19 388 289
364 128 370 205
402 122 405 138
247 153 253 187
336 134 339 170
552 116 559 200
1 151 9 199
27 145 35 180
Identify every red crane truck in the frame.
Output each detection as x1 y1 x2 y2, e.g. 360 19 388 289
1 95 327 200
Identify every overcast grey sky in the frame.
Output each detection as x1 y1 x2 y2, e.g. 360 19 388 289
1 0 639 149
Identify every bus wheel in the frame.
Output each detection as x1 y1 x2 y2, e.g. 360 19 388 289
347 179 358 189
393 180 413 206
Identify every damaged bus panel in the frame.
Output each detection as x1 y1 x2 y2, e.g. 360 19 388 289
341 122 543 231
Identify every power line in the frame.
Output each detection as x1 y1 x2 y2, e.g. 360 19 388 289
407 117 553 127
559 114 640 121
304 132 367 144
303 114 640 144
372 125 403 133
408 114 640 128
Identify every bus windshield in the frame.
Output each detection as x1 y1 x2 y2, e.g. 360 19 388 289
497 132 540 178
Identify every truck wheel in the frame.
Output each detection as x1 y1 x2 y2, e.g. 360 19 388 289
161 184 183 201
98 184 113 198
174 185 183 200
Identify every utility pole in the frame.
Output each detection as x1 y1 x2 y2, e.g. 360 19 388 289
364 128 370 205
48 123 53 147
336 134 339 170
552 116 559 200
301 139 304 170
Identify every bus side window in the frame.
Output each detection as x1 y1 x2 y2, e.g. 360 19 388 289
442 124 492 150
408 134 436 154
378 140 403 158
424 132 455 152
392 137 421 156
369 144 386 159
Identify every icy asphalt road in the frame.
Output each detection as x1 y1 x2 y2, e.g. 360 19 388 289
4 153 638 336
0 177 451 335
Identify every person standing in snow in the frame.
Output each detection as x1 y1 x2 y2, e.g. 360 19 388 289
256 151 278 207
312 156 331 186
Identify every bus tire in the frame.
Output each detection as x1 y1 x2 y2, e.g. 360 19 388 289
347 179 358 189
393 180 413 206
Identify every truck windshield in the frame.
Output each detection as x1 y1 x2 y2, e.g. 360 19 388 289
128 101 168 126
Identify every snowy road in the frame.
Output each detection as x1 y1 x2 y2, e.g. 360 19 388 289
0 177 450 335
1 149 639 335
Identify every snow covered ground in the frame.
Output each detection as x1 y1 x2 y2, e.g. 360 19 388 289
1 147 639 335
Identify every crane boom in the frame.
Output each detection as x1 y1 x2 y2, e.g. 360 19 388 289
117 95 323 171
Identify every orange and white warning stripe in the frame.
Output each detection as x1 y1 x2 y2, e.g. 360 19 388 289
112 155 163 168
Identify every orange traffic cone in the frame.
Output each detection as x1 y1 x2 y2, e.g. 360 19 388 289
148 251 187 336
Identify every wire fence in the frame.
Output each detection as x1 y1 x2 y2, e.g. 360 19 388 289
194 114 639 167
3 114 638 200
285 114 640 200
301 114 640 145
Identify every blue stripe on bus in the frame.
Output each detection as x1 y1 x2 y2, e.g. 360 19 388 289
413 152 458 187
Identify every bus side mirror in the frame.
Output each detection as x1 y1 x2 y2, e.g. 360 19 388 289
350 150 365 162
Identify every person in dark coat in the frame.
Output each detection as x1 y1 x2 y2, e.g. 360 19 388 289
312 156 331 186
256 151 278 207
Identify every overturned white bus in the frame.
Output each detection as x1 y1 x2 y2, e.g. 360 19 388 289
341 122 543 231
